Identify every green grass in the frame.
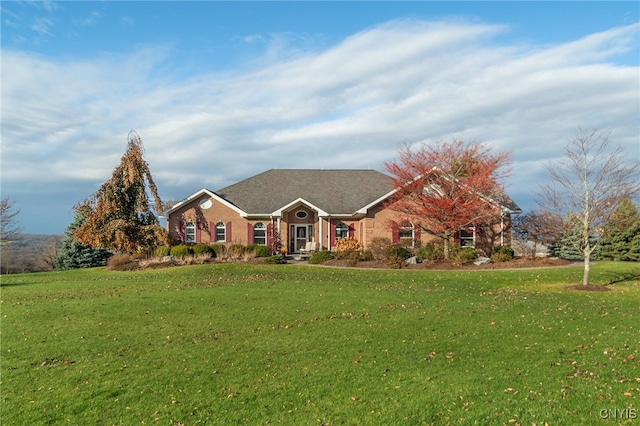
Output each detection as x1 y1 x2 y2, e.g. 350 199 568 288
1 262 639 425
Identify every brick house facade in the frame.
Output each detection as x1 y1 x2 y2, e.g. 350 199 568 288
162 169 520 254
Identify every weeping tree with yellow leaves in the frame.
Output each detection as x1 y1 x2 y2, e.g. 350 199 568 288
72 131 168 254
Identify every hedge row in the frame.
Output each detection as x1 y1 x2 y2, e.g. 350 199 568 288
153 243 272 259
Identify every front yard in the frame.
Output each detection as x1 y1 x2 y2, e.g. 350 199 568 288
2 262 638 424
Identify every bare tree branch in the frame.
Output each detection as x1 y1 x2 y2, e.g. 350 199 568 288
537 128 640 285
0 197 21 243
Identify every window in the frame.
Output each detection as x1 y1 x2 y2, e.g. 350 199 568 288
215 222 226 242
185 222 196 243
423 183 443 197
459 228 475 248
399 222 414 247
335 222 349 240
295 210 308 219
253 222 266 245
199 198 212 209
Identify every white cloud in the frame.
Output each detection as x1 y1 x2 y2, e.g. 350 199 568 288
30 17 53 34
1 19 639 233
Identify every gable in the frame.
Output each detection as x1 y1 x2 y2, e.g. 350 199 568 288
161 188 246 217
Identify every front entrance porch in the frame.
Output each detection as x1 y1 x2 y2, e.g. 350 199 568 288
289 224 313 254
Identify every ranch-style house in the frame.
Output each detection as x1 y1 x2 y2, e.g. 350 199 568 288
162 169 521 255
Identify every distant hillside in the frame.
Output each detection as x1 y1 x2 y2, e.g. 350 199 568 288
1 234 63 274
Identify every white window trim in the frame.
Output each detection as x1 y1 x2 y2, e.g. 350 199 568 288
459 227 476 248
215 222 226 243
399 222 415 248
335 222 349 240
185 222 196 243
253 222 267 245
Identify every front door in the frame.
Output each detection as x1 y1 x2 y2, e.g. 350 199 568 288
290 224 312 253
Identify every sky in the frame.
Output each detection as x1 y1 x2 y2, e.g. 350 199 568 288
1 1 639 235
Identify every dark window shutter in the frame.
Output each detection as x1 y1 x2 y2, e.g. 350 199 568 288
226 222 232 242
453 230 461 244
247 223 254 244
209 222 215 243
415 228 421 242
267 223 273 247
392 228 399 244
179 221 185 241
196 223 201 243
330 222 336 249
348 224 355 239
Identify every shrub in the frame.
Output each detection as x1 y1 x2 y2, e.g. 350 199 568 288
55 240 112 270
247 244 270 258
387 245 411 260
334 237 363 253
210 244 225 257
192 243 213 256
491 245 515 262
333 237 366 263
154 245 170 258
243 251 257 262
385 245 411 269
107 253 137 271
417 243 445 262
360 250 374 261
170 245 192 259
450 246 478 265
309 250 334 264
263 254 287 264
227 244 245 259
369 237 392 262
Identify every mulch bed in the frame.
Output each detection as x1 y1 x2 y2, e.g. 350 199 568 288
321 257 575 270
564 284 612 292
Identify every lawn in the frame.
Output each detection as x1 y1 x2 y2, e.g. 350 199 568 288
1 262 639 425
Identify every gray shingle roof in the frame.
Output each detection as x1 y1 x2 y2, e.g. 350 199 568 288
214 169 394 215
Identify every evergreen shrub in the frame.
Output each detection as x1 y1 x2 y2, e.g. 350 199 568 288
247 244 270 257
263 255 287 264
309 250 334 264
192 243 213 256
385 245 411 269
170 245 192 259
154 245 170 257
417 243 445 262
450 247 478 265
491 245 515 262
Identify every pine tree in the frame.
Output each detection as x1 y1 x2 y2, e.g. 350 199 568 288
597 198 640 261
55 209 112 270
72 132 167 254
550 214 588 260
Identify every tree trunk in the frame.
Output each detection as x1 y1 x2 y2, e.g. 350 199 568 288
582 253 591 285
443 237 450 260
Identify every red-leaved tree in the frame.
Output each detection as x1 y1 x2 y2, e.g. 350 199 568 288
383 139 512 259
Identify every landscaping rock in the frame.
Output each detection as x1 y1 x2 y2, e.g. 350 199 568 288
473 257 491 266
405 256 418 265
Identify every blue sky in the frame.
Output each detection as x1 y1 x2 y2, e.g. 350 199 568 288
2 1 639 234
